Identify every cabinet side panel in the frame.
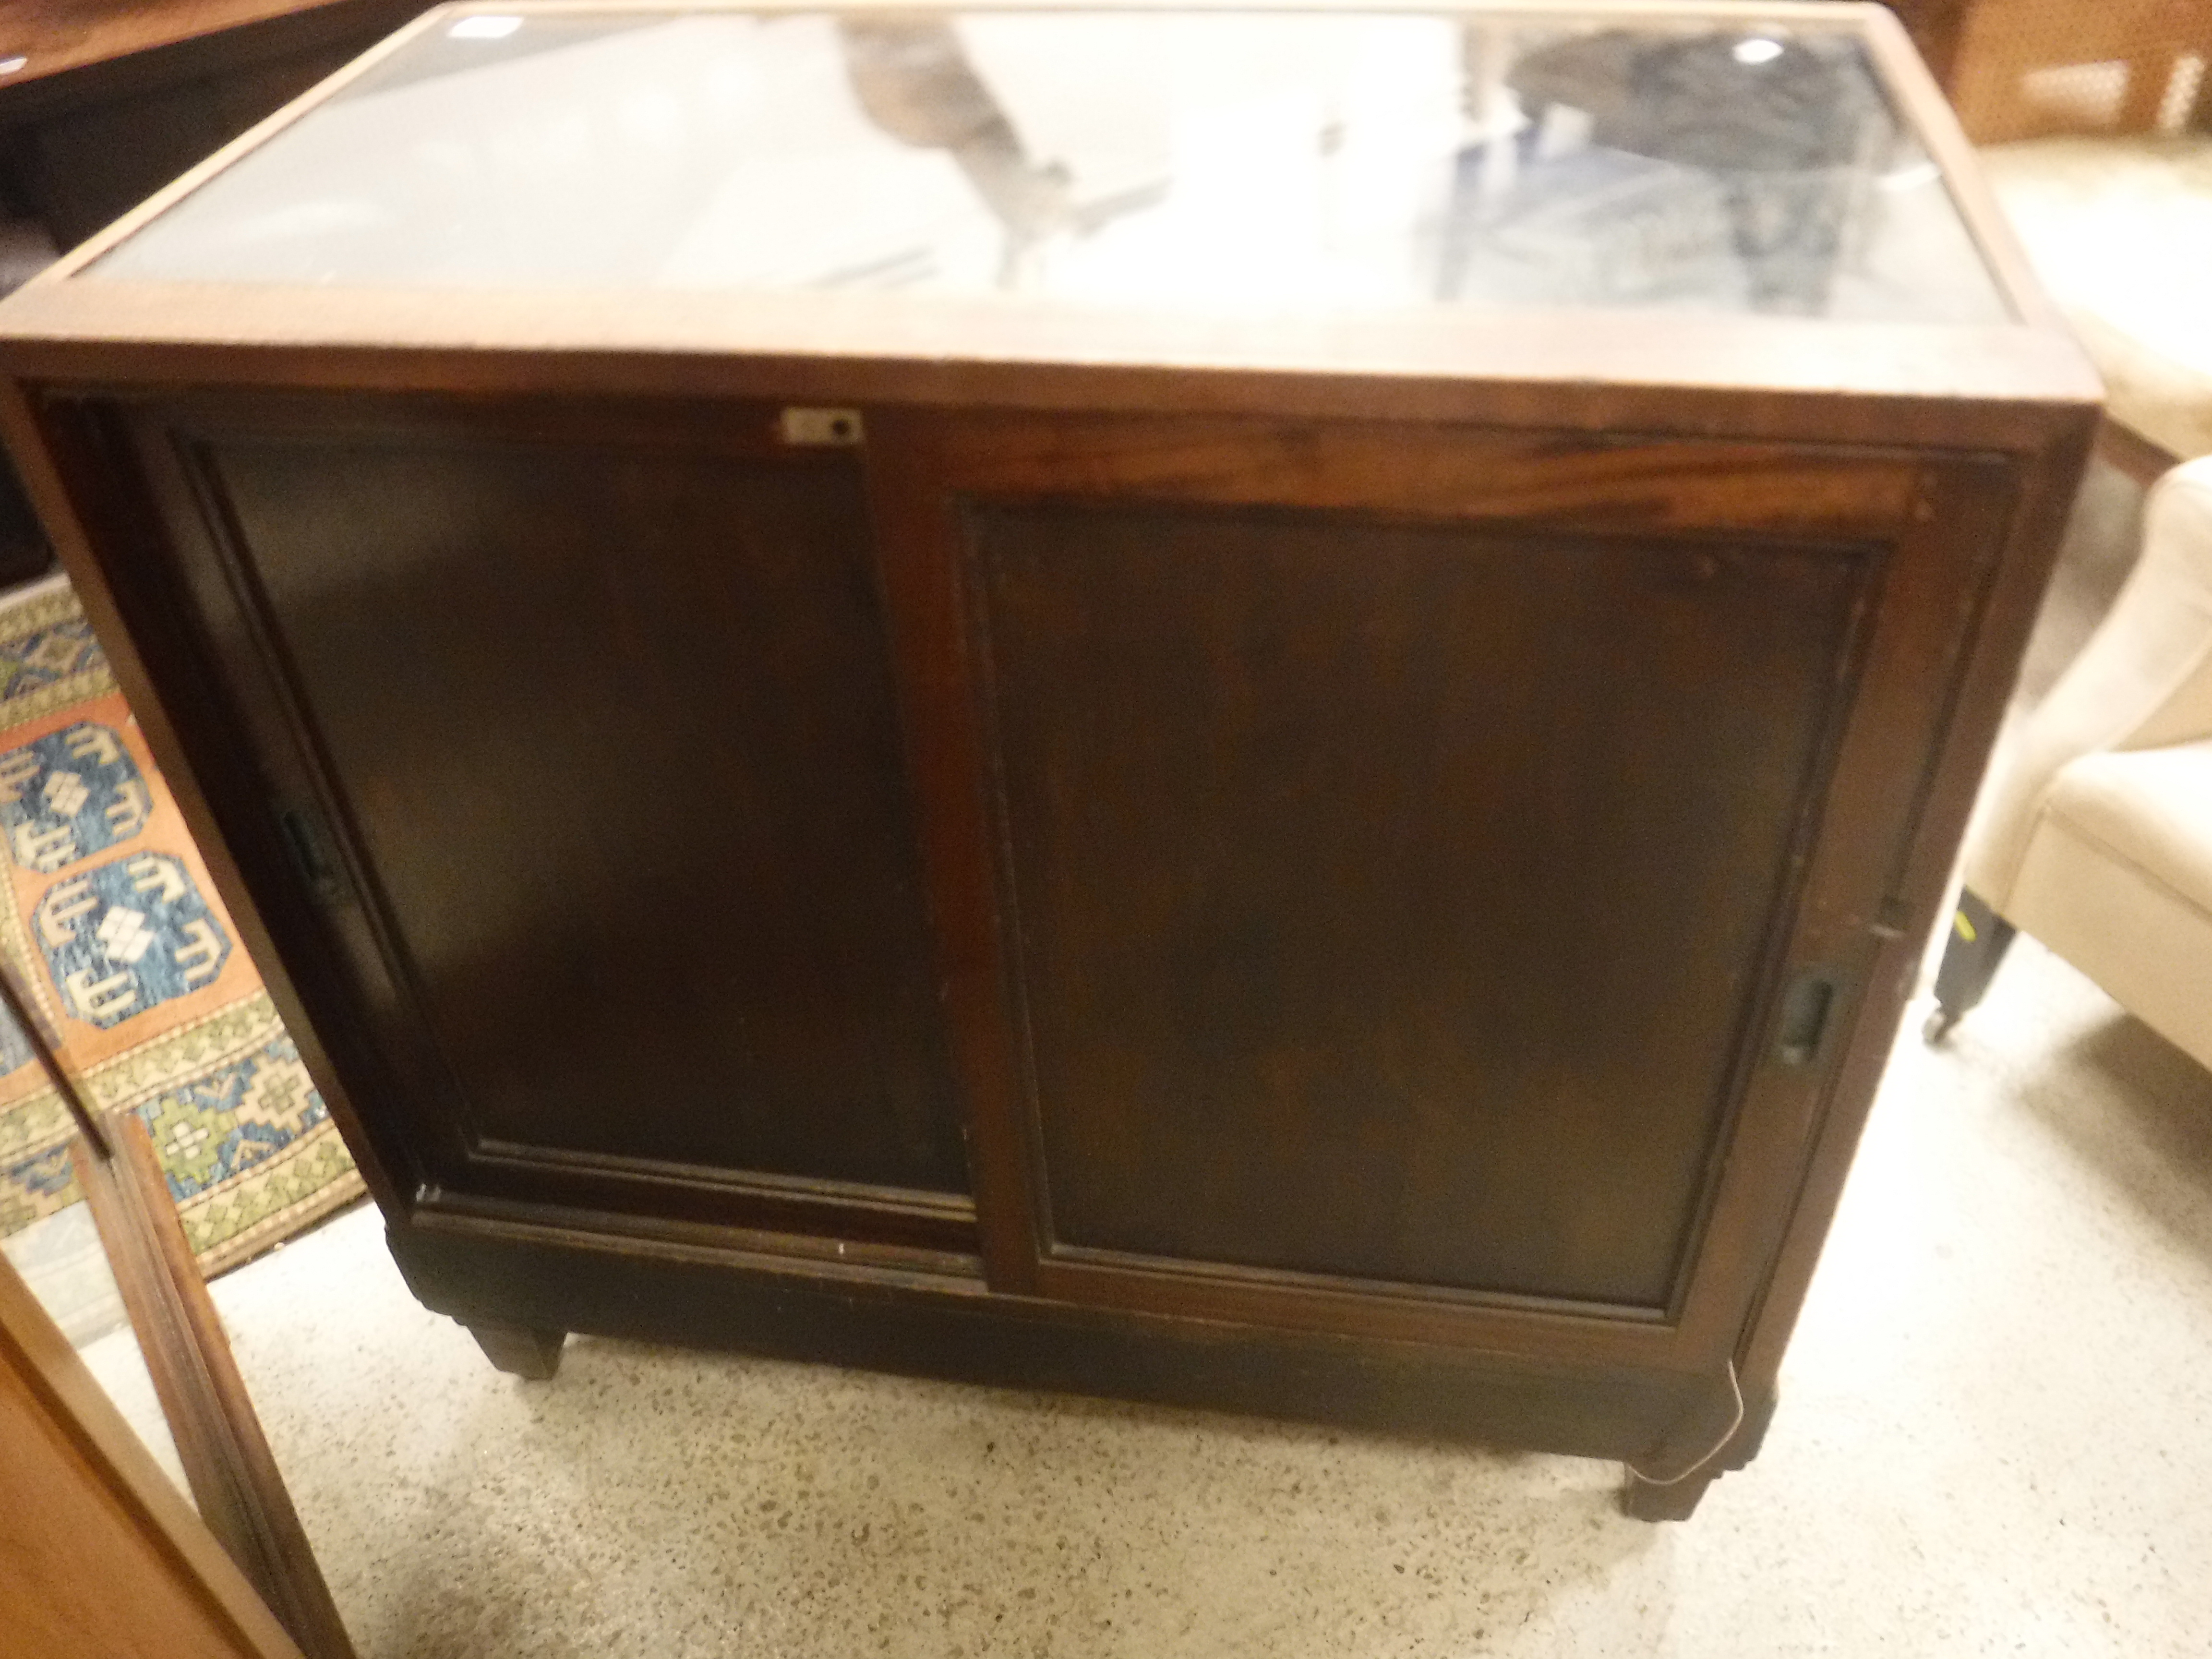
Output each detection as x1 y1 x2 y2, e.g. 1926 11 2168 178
163 414 969 1198
975 501 1870 1308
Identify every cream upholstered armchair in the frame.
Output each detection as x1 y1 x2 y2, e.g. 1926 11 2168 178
1928 456 2212 1067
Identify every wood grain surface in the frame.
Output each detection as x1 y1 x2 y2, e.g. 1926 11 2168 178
75 1117 357 1659
140 392 972 1218
0 1226 306 1659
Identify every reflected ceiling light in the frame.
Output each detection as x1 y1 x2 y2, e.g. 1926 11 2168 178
0 56 27 75
1732 37 1785 65
450 15 523 39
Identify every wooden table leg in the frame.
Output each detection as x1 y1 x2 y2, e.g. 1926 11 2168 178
465 1322 567 1380
1618 1370 1775 1521
1621 1464 1723 1522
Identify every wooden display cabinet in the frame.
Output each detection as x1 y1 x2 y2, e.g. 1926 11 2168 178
0 0 2098 1519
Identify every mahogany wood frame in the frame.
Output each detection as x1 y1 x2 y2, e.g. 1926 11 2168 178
0 0 2102 1521
0 0 421 96
0 1238 310 1659
73 1120 359 1659
0 949 352 1655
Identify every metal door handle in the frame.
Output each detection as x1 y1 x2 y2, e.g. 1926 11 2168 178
277 804 349 905
1774 966 1844 1067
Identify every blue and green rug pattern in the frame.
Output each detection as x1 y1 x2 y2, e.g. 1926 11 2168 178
0 579 363 1274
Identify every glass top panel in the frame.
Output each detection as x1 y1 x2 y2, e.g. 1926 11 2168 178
87 7 2009 324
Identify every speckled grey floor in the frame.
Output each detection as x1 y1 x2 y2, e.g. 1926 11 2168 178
75 924 2211 1659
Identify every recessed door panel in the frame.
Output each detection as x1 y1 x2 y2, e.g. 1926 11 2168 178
972 501 1869 1308
162 409 968 1204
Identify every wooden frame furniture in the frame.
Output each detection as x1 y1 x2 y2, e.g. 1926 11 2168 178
0 0 2098 1521
0 960 353 1658
0 1235 310 1659
1939 0 2212 146
70 1119 358 1659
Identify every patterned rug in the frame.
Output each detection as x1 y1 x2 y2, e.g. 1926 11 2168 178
0 577 362 1276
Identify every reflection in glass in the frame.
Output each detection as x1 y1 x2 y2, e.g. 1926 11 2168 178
836 17 1166 286
1457 27 1904 313
0 972 193 1501
3 1193 194 1499
87 9 2007 324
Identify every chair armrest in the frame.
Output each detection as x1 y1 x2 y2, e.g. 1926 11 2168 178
1964 455 2212 909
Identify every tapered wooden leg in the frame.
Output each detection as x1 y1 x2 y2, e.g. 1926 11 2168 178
465 1321 566 1380
1619 1376 1776 1521
1621 1464 1722 1522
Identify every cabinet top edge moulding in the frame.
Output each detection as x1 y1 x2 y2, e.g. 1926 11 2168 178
0 0 2098 439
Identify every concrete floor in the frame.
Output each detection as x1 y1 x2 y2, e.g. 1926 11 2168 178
83 923 2212 1659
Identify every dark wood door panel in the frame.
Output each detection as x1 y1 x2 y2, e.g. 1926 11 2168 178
153 408 970 1203
971 501 1874 1310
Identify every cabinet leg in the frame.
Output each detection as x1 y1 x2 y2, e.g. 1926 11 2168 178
1621 1465 1722 1522
1925 887 2016 1041
466 1321 567 1380
1619 1374 1776 1522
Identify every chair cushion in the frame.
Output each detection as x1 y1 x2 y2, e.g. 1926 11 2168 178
2043 742 2212 915
2008 742 2212 1071
1979 137 2212 459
